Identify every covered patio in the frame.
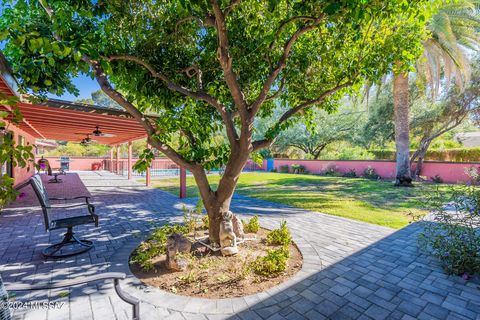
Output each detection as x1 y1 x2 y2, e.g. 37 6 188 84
0 51 188 196
1 171 479 320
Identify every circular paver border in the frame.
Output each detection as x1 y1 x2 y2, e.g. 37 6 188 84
108 216 322 315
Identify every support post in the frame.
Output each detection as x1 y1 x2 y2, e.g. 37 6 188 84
146 143 151 187
109 148 114 172
116 145 120 175
179 167 187 199
127 141 133 180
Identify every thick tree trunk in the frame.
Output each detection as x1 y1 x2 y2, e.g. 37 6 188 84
393 71 413 187
410 137 432 179
192 148 250 245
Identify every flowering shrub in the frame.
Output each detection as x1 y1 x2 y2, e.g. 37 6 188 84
464 166 480 185
323 164 341 176
363 166 380 180
418 186 480 277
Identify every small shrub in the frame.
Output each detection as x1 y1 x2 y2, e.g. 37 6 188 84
266 221 292 246
323 164 341 176
130 223 188 271
363 166 380 180
464 166 480 185
342 168 357 178
243 215 260 233
251 246 290 276
182 198 204 233
431 175 443 184
291 164 307 174
202 215 209 230
177 270 197 284
279 165 290 173
417 185 480 277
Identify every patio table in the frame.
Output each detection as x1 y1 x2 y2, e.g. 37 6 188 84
9 173 91 208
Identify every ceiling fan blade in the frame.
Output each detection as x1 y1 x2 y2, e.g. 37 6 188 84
99 133 116 137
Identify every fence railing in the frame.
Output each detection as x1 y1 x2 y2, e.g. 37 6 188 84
103 158 262 177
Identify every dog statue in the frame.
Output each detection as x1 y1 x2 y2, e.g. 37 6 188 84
219 211 238 256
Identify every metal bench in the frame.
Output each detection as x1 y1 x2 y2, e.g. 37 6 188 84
29 174 99 258
1 272 140 320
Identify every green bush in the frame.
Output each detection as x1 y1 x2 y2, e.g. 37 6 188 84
363 166 380 180
371 148 480 162
342 168 357 178
243 215 260 233
279 165 290 173
291 164 307 174
418 186 480 277
251 246 290 276
266 221 292 246
130 224 188 271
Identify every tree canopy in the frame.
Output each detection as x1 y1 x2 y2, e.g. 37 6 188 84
0 0 431 170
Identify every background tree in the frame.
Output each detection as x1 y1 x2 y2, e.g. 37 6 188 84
392 0 480 186
258 107 358 159
75 89 122 109
0 0 430 244
411 59 480 178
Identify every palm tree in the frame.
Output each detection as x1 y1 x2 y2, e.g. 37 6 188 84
393 0 480 186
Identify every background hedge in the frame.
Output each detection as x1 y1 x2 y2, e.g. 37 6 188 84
371 148 480 162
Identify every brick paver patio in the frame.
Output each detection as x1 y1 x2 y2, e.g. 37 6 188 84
0 171 479 320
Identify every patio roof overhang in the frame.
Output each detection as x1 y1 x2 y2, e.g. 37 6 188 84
0 53 147 145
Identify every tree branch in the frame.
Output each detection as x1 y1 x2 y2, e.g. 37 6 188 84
266 77 286 101
250 15 324 114
251 81 352 152
277 81 352 125
107 54 239 145
39 2 199 170
210 0 249 121
224 0 242 16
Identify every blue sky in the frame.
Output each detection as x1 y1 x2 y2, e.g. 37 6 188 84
54 75 100 101
0 4 100 102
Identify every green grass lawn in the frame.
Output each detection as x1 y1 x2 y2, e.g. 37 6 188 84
146 172 452 229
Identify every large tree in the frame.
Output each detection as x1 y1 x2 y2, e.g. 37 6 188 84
0 0 429 244
257 107 358 159
393 0 480 186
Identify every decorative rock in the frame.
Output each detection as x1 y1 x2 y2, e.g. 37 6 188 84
219 211 238 256
165 233 192 271
232 214 244 239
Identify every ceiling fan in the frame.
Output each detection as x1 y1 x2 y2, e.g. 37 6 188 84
80 134 96 146
92 126 116 137
75 126 117 138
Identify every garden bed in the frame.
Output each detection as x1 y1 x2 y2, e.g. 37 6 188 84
130 227 303 299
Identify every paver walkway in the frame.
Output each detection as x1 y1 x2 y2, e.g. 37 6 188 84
0 171 479 320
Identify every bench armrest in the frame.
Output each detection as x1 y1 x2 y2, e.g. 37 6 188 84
47 203 90 209
49 196 91 201
5 272 139 320
5 272 125 291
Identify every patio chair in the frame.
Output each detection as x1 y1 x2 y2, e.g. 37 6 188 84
29 174 99 258
1 272 140 320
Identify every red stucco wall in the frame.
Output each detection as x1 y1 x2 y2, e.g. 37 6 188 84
35 156 107 171
5 121 36 186
266 159 480 184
